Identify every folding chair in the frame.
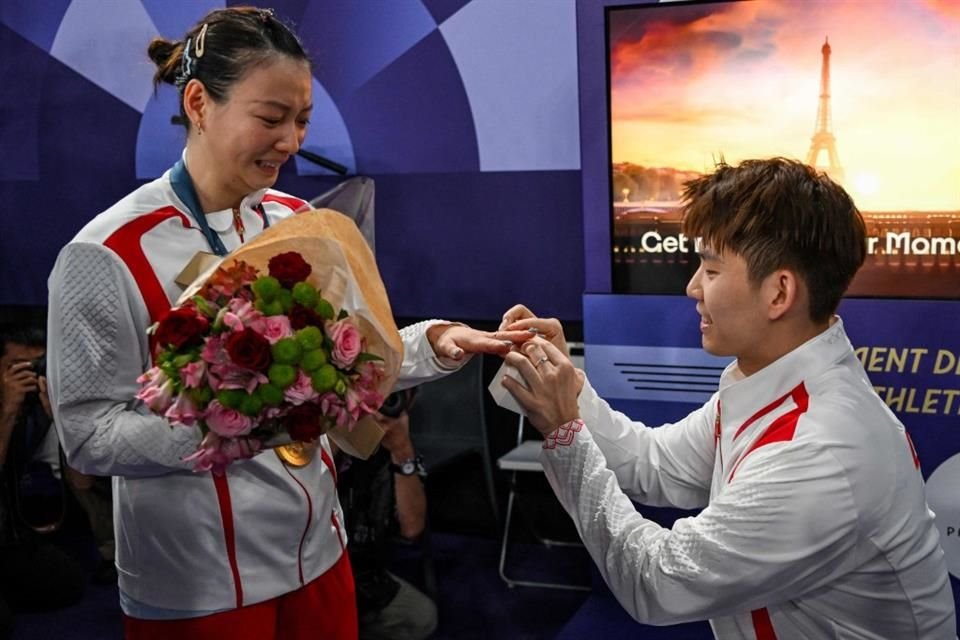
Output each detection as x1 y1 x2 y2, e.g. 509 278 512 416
497 415 590 591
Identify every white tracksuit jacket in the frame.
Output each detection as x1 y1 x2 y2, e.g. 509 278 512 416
47 170 456 613
542 320 956 639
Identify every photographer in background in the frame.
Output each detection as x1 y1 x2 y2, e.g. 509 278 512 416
336 388 437 640
0 323 84 638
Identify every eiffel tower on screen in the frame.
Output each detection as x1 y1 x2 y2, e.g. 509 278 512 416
805 37 845 184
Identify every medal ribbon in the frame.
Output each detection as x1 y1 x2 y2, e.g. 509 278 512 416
170 158 268 257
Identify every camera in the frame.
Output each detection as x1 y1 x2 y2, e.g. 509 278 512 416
378 388 417 418
29 355 46 377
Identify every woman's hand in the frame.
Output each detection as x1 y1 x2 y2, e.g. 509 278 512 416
499 304 570 355
502 338 581 436
426 323 532 364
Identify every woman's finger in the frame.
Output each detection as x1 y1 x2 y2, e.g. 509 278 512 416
499 304 534 330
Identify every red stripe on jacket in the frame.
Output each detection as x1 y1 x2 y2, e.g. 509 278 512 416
262 193 308 213
212 473 245 607
106 207 248 606
103 207 189 324
751 607 778 639
728 383 809 482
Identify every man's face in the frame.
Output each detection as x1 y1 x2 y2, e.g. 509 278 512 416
1 343 44 374
686 247 771 373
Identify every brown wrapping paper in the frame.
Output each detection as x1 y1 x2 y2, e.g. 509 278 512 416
177 209 402 458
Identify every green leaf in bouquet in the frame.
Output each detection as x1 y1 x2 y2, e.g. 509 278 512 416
300 348 328 372
295 326 324 351
271 337 302 365
159 360 180 381
353 352 384 364
252 276 282 302
172 353 196 370
256 383 284 407
212 306 229 332
291 282 319 308
314 298 335 321
238 393 263 417
333 376 348 396
310 364 338 392
277 289 294 313
268 363 298 388
217 389 246 410
255 299 284 316
187 386 213 407
191 296 217 318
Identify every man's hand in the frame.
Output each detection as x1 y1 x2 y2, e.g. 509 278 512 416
375 411 415 462
426 323 532 365
499 304 570 356
375 410 428 539
38 375 53 419
502 338 581 436
2 361 39 420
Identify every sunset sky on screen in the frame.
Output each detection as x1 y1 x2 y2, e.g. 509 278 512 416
610 0 960 211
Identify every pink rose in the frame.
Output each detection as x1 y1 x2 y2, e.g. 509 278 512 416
328 319 362 368
284 371 319 405
204 400 254 437
261 316 293 344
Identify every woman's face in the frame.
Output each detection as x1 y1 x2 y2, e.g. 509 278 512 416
200 57 312 202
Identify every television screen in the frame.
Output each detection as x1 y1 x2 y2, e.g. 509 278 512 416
608 0 960 297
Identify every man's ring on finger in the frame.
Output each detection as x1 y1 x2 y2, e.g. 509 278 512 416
534 356 549 369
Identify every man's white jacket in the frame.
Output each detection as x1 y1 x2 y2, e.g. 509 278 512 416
543 320 956 639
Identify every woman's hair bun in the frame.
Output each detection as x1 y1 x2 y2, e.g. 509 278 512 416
147 37 181 86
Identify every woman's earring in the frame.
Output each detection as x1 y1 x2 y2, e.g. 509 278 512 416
196 121 204 136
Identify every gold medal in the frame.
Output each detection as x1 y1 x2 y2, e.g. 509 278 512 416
275 441 317 467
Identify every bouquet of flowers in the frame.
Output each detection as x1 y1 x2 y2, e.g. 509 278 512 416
136 211 403 473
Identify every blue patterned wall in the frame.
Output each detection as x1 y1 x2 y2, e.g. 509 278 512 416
0 0 583 321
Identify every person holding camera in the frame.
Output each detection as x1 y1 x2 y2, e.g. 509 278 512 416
0 324 85 639
337 389 437 640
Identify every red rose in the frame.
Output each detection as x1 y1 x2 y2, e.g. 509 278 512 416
288 303 324 330
285 403 327 441
154 307 209 351
268 252 312 289
225 328 272 371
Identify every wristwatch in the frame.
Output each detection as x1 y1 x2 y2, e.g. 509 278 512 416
389 455 427 477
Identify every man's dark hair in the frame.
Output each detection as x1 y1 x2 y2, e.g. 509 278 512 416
681 157 867 323
0 324 45 358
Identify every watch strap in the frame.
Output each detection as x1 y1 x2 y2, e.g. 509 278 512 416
389 455 427 477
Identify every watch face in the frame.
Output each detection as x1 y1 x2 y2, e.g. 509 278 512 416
401 461 416 475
